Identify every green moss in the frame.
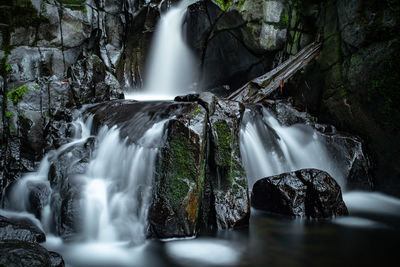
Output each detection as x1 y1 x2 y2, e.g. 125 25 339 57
7 84 29 105
58 0 87 11
168 178 190 204
214 0 245 11
5 111 13 118
162 127 200 205
279 13 289 28
169 137 197 181
213 122 232 167
18 112 27 119
193 107 202 117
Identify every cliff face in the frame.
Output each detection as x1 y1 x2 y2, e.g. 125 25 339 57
0 0 399 197
280 0 400 195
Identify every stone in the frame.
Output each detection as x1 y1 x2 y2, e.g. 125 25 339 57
251 169 348 218
205 97 249 229
0 240 52 267
49 251 65 267
186 0 273 90
263 1 284 23
259 23 287 51
0 215 45 243
148 103 207 238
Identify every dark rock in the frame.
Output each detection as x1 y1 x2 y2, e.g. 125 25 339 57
27 181 51 219
174 93 200 102
0 240 52 267
205 97 250 229
251 169 348 218
49 251 65 267
148 103 208 238
0 215 45 243
69 54 122 106
186 0 274 90
48 139 94 239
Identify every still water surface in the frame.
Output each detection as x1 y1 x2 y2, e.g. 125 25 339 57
44 192 399 267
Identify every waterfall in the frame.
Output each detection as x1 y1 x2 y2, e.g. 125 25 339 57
1 114 166 245
3 117 94 221
79 120 166 243
240 107 345 190
126 0 198 100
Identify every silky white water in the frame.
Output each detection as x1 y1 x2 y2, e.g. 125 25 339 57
3 116 94 224
126 0 198 100
79 120 166 243
239 107 345 190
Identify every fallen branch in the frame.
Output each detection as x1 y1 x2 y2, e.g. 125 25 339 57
228 42 322 103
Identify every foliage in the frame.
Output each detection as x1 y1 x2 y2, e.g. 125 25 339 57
58 0 87 11
213 0 245 11
5 111 14 118
7 85 29 105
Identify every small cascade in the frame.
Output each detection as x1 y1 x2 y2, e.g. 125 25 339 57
3 117 94 225
79 120 166 244
240 107 345 190
1 114 166 246
126 0 198 100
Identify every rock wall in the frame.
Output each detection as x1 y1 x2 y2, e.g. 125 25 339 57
0 0 160 199
280 0 400 196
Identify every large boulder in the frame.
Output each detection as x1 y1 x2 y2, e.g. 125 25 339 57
148 103 208 238
0 215 45 243
251 169 348 218
0 240 64 267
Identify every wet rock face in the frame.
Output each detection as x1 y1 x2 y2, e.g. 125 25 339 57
0 240 64 267
0 215 45 243
251 169 348 218
69 54 124 106
86 97 250 238
205 95 249 229
0 214 64 266
283 0 400 196
48 139 94 239
185 0 278 91
149 103 208 238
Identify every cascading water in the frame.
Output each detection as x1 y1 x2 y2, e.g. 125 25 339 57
79 120 166 244
125 0 198 100
3 117 93 224
239 106 345 190
1 112 166 249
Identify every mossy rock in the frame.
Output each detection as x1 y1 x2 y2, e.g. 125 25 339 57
149 104 207 238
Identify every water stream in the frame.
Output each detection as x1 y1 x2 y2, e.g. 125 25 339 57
125 0 198 101
239 107 345 190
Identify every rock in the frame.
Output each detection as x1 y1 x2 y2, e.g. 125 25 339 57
251 169 348 218
27 181 52 218
0 215 45 243
186 0 275 90
205 97 249 229
148 103 208 238
49 251 65 267
0 240 52 267
69 54 121 106
48 139 94 239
